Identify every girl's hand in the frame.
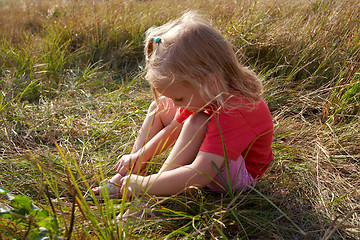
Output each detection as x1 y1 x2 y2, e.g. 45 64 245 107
115 153 139 176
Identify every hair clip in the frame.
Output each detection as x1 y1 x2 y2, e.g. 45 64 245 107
153 36 161 44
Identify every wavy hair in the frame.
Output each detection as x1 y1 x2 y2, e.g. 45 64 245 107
144 11 263 110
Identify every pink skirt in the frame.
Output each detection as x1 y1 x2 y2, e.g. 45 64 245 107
207 155 256 193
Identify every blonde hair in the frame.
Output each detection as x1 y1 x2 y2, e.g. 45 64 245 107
144 11 263 109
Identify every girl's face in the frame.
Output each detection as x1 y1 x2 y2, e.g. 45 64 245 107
155 81 207 112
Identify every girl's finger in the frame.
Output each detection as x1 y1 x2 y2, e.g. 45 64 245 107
119 177 124 186
115 159 123 170
115 163 120 172
119 166 127 176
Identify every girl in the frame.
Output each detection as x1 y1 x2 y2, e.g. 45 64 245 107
92 11 273 198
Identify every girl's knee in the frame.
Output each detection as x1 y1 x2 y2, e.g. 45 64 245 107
148 97 177 126
158 96 174 110
148 100 158 113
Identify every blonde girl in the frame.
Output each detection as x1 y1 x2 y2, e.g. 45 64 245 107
92 11 273 198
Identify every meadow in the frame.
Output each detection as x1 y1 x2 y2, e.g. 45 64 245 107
0 0 359 239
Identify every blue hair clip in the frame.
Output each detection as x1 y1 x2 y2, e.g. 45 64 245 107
153 36 161 44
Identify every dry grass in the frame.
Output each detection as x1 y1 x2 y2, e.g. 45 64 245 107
0 0 359 239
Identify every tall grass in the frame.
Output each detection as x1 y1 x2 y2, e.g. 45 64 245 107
1 0 359 239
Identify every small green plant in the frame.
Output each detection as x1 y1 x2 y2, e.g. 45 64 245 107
0 188 62 239
328 76 360 122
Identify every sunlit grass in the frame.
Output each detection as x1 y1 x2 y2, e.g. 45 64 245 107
0 0 359 239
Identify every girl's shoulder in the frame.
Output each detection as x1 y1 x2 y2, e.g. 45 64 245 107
207 98 273 131
209 96 270 115
229 98 272 121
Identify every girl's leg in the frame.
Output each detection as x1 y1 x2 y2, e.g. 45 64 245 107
130 96 177 154
93 97 177 194
158 112 209 174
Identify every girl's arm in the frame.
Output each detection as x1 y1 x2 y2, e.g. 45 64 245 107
116 119 182 175
120 112 225 196
126 151 225 196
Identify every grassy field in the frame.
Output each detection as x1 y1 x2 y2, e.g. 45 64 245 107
0 0 359 239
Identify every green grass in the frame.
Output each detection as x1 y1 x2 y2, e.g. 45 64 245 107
1 0 359 239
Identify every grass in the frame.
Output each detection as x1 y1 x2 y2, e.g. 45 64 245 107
0 0 359 239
